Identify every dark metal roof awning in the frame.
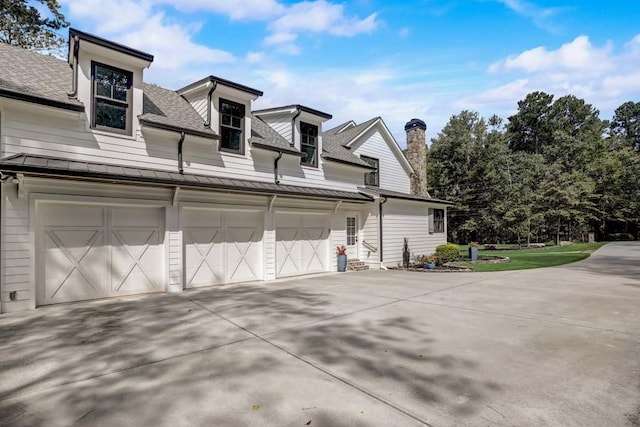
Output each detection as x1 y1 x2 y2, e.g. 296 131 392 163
0 154 373 203
359 186 454 205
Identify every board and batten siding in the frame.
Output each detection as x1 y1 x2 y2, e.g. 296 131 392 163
0 105 361 192
351 128 411 194
381 199 446 266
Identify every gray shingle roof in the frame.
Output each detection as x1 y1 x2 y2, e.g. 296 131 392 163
139 83 217 139
323 116 380 147
0 153 373 202
321 117 382 169
359 186 454 205
0 43 83 110
323 120 355 136
250 115 302 155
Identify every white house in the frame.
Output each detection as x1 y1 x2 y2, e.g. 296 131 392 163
0 29 451 313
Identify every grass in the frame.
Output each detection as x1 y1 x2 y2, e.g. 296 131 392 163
458 242 607 272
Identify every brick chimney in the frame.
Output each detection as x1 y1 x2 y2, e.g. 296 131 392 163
405 118 427 196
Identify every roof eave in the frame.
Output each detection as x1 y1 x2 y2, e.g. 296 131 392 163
139 118 219 140
0 89 85 112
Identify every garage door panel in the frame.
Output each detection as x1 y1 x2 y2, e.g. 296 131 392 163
226 228 260 283
276 213 329 278
111 228 163 294
185 227 224 287
183 208 263 287
38 203 164 305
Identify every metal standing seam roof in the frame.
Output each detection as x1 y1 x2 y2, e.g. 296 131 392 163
0 154 374 202
358 186 454 205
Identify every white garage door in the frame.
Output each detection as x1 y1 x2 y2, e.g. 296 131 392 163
183 208 263 287
276 213 329 277
38 203 164 305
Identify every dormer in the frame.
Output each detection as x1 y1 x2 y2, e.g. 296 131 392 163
254 105 332 168
178 76 263 156
67 28 153 137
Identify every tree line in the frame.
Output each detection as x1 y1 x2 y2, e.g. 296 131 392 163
427 92 640 245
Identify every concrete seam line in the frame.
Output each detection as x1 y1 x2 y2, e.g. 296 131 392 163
0 336 257 402
403 299 640 337
182 294 434 427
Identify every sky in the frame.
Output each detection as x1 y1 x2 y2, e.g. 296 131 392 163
58 0 640 146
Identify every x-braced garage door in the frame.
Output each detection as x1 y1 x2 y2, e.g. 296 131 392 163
183 208 263 287
37 203 164 306
276 212 329 277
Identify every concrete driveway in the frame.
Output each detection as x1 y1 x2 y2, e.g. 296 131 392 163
1 242 639 426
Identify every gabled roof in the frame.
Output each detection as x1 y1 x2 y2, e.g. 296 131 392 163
324 120 356 136
250 115 302 156
140 84 217 139
323 117 380 147
0 154 374 202
0 42 83 111
324 116 414 176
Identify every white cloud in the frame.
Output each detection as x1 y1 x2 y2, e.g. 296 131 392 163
459 33 640 123
489 36 613 75
165 0 284 20
494 0 565 32
398 27 410 38
245 52 265 64
265 0 378 51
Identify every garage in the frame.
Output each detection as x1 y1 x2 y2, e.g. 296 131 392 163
37 203 164 306
183 207 263 287
276 212 330 277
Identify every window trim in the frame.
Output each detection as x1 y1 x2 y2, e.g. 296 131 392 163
433 208 445 233
219 98 245 155
90 61 133 135
300 121 318 167
360 155 379 187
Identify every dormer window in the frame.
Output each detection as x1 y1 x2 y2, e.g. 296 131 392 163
361 155 379 186
91 62 132 133
219 98 245 154
300 122 318 167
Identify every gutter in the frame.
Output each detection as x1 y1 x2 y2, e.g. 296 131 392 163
273 151 283 184
291 107 302 147
379 196 387 263
203 82 217 128
177 132 185 174
67 35 80 99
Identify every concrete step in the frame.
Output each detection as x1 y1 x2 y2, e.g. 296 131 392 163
347 259 370 271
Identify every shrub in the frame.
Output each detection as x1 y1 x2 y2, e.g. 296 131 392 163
435 243 460 264
608 233 634 241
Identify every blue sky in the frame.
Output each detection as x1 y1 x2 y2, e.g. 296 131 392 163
59 0 640 145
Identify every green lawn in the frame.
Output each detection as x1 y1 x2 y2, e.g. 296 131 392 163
459 242 607 272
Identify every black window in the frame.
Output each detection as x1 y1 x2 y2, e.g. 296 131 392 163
300 122 318 167
219 99 244 153
433 209 445 233
92 62 132 133
361 155 379 187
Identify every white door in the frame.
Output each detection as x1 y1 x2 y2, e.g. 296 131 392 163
183 208 262 288
276 213 329 277
346 213 359 259
38 203 164 306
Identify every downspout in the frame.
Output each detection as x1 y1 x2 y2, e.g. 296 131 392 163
379 196 387 263
177 132 186 174
67 35 80 99
273 151 283 184
203 81 217 128
291 107 301 147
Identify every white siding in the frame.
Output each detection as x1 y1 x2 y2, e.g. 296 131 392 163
1 184 31 312
381 199 447 267
262 115 293 143
361 202 380 267
352 128 411 193
0 105 361 192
